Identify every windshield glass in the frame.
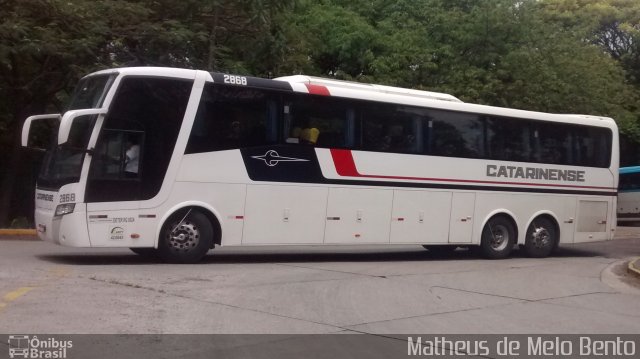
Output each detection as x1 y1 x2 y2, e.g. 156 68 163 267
38 116 97 190
67 73 116 110
37 73 116 190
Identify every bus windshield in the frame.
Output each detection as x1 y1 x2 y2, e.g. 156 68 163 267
37 73 115 189
38 116 97 189
67 73 116 110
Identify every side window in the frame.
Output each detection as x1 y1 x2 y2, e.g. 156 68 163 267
573 127 611 167
619 172 640 191
485 116 533 162
429 110 484 158
87 76 192 202
360 103 421 153
186 84 278 153
91 130 144 180
532 122 611 167
285 96 350 147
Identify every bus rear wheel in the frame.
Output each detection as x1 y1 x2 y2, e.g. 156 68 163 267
480 216 516 259
523 217 557 258
158 210 213 264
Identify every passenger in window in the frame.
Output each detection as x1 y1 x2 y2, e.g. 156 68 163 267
124 137 140 178
300 127 320 145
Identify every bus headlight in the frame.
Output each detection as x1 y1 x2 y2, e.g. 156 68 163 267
55 203 75 217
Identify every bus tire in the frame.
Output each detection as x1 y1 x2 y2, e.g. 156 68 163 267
480 216 516 259
158 210 213 264
523 217 557 258
130 247 157 258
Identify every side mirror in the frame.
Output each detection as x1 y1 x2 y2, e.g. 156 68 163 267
21 114 61 148
58 108 107 145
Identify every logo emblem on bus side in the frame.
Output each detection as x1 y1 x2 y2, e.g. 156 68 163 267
251 150 309 167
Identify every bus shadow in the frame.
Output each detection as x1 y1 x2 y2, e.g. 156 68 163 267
35 245 605 266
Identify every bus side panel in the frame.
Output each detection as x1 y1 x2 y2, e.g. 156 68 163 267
449 192 475 243
243 185 327 245
325 187 392 244
574 198 613 243
390 190 452 244
617 191 640 225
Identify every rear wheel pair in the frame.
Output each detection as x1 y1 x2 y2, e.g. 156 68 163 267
130 210 213 263
479 216 557 259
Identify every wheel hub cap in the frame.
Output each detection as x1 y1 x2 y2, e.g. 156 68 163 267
490 225 509 251
167 221 200 252
531 227 550 248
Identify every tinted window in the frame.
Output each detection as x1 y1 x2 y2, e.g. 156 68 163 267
67 74 115 110
285 95 351 148
360 104 421 153
186 84 278 153
87 76 192 202
619 172 640 191
429 110 484 158
485 116 534 162
352 101 611 168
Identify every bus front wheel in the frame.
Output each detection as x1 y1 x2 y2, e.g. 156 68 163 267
480 216 516 259
158 210 213 263
523 217 557 258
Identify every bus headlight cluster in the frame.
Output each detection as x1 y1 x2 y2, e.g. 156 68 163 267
55 203 75 217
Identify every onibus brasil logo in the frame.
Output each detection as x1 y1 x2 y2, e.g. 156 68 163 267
8 335 72 359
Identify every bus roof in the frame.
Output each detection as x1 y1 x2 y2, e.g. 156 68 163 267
274 75 463 103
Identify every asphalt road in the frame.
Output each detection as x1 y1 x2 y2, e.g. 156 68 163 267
0 232 639 335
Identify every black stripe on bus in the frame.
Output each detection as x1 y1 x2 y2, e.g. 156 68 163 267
210 73 293 92
322 178 617 197
239 147 617 197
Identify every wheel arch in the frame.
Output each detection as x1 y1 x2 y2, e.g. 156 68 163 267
154 201 222 248
478 209 519 245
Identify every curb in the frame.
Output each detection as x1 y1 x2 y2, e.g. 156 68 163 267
0 229 37 236
629 257 640 278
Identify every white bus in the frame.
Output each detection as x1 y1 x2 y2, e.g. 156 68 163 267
22 67 618 263
617 166 640 226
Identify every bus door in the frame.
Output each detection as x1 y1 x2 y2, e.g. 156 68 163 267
84 75 194 248
85 130 143 247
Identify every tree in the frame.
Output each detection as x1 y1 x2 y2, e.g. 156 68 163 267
0 0 298 225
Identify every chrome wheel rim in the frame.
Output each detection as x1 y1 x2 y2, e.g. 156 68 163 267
489 224 510 251
530 226 550 248
166 220 200 252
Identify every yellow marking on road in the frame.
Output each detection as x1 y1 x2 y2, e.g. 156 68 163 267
3 287 35 302
0 267 71 313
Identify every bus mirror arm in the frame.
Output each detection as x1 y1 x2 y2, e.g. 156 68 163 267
58 109 107 145
21 114 61 148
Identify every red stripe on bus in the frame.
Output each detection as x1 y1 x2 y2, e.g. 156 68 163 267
329 149 614 191
330 149 361 176
305 84 331 96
